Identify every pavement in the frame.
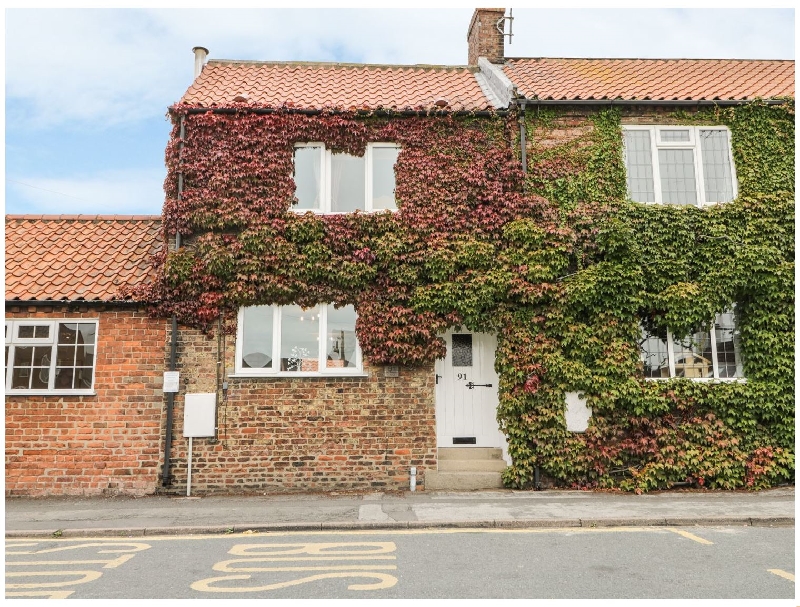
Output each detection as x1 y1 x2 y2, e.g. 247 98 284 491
5 486 794 538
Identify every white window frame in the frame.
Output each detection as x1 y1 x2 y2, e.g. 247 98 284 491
292 142 400 214
234 305 364 377
622 125 738 206
5 319 99 395
640 313 744 382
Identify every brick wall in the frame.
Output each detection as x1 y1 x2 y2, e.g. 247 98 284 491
5 305 166 497
528 105 710 154
161 324 437 494
467 8 506 65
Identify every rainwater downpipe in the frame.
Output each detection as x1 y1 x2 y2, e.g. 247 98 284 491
517 100 541 490
161 115 185 487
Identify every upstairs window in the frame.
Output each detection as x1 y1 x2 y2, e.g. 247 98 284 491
623 126 737 206
293 143 400 213
5 319 98 394
639 310 743 380
236 304 362 376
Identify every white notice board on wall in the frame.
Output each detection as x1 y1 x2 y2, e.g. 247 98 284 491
183 392 216 437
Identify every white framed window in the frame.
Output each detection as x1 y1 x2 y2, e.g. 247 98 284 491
235 304 363 376
639 310 743 380
5 319 98 394
292 143 400 213
622 126 737 206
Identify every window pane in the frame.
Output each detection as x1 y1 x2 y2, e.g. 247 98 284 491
452 334 473 367
76 345 95 367
372 147 399 210
660 129 691 142
293 147 322 210
13 345 33 366
640 326 669 378
54 367 73 389
74 367 93 389
623 131 655 202
11 367 31 389
700 130 734 203
18 325 49 339
658 148 697 205
280 305 320 372
326 305 357 369
673 329 713 378
331 153 365 212
56 345 76 366
76 323 96 345
58 323 78 344
241 306 273 369
714 311 743 378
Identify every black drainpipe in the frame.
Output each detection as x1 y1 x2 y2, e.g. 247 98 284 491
516 99 542 490
161 114 185 487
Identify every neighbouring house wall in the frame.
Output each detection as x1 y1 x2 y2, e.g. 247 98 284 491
161 324 436 494
5 306 166 496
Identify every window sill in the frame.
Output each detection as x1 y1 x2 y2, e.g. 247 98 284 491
6 390 97 397
643 377 746 383
228 372 370 379
289 208 398 215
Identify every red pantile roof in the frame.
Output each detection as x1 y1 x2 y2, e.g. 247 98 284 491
180 61 496 112
504 58 794 101
5 215 162 302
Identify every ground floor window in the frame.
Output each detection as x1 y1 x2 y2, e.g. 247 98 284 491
639 310 743 380
236 304 362 376
5 319 98 393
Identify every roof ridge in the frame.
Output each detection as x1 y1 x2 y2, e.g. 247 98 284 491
505 57 794 63
206 59 475 71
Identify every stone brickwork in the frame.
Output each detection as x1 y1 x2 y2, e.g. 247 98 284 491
162 324 437 494
5 305 166 497
467 8 506 65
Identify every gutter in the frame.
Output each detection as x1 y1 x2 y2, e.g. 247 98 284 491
517 98 790 107
173 107 508 118
5 299 146 308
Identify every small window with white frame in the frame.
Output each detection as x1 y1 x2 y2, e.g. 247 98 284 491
5 319 98 394
292 143 400 213
236 304 363 376
622 126 737 206
639 310 743 380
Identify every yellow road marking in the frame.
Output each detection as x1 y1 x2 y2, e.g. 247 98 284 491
767 568 794 582
5 590 75 599
6 554 136 569
6 542 150 555
5 570 103 588
666 529 714 545
229 541 396 556
191 572 397 592
214 563 397 573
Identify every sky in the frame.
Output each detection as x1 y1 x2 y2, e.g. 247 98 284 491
4 6 795 216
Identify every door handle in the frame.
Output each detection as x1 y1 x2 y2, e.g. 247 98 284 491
435 374 442 385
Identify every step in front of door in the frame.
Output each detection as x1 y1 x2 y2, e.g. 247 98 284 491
438 447 503 461
425 471 504 491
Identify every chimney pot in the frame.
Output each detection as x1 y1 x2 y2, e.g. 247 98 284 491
467 8 506 66
192 46 209 79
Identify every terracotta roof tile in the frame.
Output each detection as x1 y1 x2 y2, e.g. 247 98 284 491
504 58 794 101
5 215 162 303
180 61 495 112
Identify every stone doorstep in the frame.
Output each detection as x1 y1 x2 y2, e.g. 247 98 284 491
438 447 504 460
425 471 504 491
438 459 507 473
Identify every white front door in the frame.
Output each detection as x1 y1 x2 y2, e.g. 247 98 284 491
435 330 505 449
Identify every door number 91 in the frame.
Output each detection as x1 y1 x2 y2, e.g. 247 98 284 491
457 373 468 381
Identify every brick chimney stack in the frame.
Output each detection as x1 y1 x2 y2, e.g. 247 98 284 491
467 8 506 65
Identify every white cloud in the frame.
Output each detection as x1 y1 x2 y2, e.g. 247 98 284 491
6 169 165 216
6 8 794 129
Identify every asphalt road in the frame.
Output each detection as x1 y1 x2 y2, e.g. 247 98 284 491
5 526 794 600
